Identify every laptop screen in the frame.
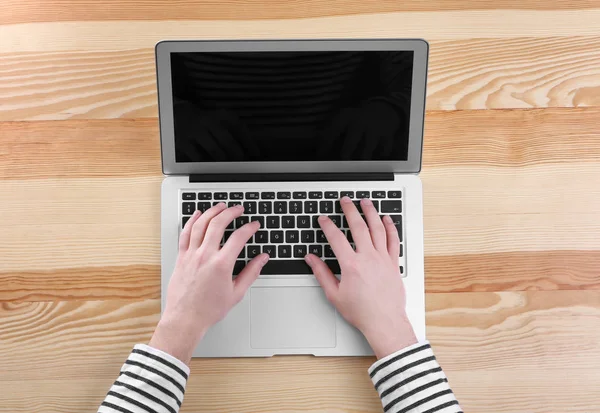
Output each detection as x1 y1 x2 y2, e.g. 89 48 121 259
170 51 414 163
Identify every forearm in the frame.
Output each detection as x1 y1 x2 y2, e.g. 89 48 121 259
369 342 461 413
98 345 189 413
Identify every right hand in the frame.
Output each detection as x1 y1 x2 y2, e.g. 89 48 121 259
304 196 417 359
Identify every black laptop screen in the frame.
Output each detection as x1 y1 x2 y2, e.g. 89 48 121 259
170 51 414 163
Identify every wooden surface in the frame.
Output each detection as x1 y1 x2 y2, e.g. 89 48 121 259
1 1 600 412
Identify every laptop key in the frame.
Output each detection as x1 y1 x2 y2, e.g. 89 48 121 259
261 192 275 199
198 202 211 212
319 201 333 213
372 200 380 211
289 201 302 214
243 201 257 215
235 216 249 229
198 192 212 200
260 260 312 275
308 245 323 257
259 202 272 214
182 217 190 228
247 245 261 258
356 191 370 198
325 260 341 275
293 245 307 258
230 192 243 200
309 192 323 199
400 244 403 257
282 216 295 228
372 191 386 198
277 192 291 199
316 230 327 243
246 192 259 200
267 216 280 228
324 245 335 258
278 245 292 258
304 201 318 214
274 201 287 214
286 230 299 243
301 230 315 243
214 192 228 200
251 216 264 227
325 191 339 199
390 215 403 241
340 191 354 198
182 192 196 200
182 202 195 215
297 215 310 228
224 230 234 242
335 201 343 213
329 215 342 228
238 247 245 259
293 192 307 199
255 231 269 244
352 200 363 213
382 200 402 213
262 245 276 258
388 190 402 198
270 230 284 243
312 216 321 228
233 260 246 276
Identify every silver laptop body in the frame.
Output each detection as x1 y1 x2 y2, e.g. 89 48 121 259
157 39 428 357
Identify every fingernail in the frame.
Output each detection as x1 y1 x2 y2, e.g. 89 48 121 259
318 215 328 222
219 202 227 208
383 215 392 224
235 204 244 210
361 198 372 205
304 254 313 265
340 196 352 204
261 254 269 265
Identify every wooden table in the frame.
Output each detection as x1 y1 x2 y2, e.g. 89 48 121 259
1 2 600 412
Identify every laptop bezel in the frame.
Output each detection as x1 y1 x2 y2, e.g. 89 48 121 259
156 39 428 175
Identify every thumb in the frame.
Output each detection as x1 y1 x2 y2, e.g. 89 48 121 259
234 253 269 300
305 254 339 303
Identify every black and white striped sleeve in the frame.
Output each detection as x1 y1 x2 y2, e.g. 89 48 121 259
369 341 462 413
98 344 190 413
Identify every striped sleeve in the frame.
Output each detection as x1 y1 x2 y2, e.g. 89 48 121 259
369 341 462 413
98 344 190 413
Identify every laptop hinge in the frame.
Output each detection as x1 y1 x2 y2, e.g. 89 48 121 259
189 172 394 183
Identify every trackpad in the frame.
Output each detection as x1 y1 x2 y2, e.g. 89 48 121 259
250 287 336 349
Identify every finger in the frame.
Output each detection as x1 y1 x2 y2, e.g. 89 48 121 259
179 210 201 250
305 254 339 303
234 253 269 301
340 196 372 251
189 202 227 249
222 220 261 257
383 215 401 259
317 215 354 259
201 204 245 249
361 198 387 251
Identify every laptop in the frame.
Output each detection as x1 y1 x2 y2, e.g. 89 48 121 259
157 39 428 357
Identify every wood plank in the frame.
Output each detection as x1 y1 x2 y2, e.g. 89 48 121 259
3 0 599 25
2 36 600 119
3 249 600 302
2 107 600 179
1 292 599 413
2 12 600 55
1 172 599 271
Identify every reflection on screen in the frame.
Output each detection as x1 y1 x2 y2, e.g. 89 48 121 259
171 51 413 163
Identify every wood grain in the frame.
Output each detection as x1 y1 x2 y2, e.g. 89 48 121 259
3 0 600 25
3 108 599 179
3 36 600 120
1 292 599 413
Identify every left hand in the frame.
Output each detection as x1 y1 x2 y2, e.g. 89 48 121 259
149 203 269 364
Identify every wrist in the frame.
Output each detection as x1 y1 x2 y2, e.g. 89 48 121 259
149 316 207 366
363 315 418 359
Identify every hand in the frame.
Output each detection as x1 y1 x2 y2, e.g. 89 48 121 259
149 203 269 364
174 103 261 162
317 101 401 160
305 197 417 359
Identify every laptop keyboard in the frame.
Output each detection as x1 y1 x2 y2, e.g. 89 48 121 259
181 190 404 276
